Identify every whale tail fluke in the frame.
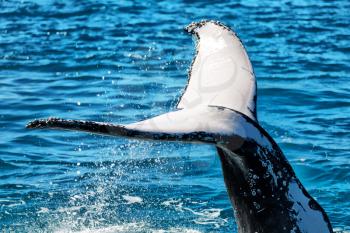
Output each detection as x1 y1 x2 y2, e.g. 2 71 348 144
26 20 258 143
26 116 214 144
25 20 334 233
26 106 248 145
26 107 225 144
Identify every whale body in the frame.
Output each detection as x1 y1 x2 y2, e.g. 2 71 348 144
27 20 333 233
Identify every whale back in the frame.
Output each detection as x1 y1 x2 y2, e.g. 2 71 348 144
177 21 257 122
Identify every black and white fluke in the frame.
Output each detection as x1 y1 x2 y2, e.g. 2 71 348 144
27 20 333 233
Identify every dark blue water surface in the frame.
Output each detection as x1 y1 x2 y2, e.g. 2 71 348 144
1 0 349 232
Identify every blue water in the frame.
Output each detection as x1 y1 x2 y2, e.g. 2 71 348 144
0 0 349 232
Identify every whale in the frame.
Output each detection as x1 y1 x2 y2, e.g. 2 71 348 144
26 20 333 233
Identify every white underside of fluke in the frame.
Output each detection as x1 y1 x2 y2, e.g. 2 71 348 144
125 106 271 148
177 21 257 122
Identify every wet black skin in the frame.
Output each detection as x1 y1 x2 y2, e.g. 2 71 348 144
214 112 333 233
216 144 329 233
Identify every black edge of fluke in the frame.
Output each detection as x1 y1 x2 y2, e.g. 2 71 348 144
26 118 59 129
184 20 232 35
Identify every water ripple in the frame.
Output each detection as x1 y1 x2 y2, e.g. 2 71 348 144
0 0 349 232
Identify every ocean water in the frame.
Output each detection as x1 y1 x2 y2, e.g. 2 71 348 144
0 0 349 232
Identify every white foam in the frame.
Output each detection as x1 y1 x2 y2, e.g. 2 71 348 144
161 198 227 229
37 207 50 214
53 222 202 233
122 195 143 204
